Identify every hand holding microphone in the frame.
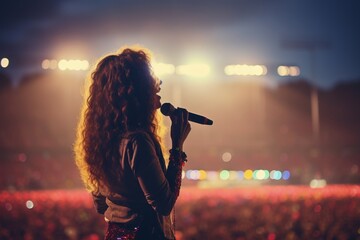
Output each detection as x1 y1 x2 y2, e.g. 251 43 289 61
161 103 213 150
168 106 191 151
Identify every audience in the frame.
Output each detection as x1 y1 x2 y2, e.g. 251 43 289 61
0 186 359 239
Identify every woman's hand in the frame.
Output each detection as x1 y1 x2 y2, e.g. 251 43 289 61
170 108 191 151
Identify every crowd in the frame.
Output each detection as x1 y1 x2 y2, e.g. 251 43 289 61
0 152 82 191
0 150 359 191
0 185 359 239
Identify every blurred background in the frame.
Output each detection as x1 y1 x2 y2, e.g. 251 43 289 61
1 0 359 239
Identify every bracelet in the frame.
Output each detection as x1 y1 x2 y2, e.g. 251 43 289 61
169 148 188 164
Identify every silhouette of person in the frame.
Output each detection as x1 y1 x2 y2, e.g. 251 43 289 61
74 47 191 239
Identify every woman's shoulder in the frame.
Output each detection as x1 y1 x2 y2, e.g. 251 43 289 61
123 130 155 147
125 130 151 140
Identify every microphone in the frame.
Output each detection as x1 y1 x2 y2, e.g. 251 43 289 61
160 103 213 125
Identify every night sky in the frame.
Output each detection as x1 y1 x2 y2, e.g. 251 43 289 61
1 0 360 88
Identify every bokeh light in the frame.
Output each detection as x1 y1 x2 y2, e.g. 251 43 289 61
224 64 267 76
277 65 300 76
282 170 290 180
1 58 9 68
310 179 327 188
152 62 175 76
42 59 50 70
222 152 232 162
244 169 253 180
255 169 266 180
26 200 34 209
219 170 230 180
198 170 207 180
176 63 210 77
58 59 89 71
237 171 244 180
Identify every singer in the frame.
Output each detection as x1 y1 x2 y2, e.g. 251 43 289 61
74 47 191 239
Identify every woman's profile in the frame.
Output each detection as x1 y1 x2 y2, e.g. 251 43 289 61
74 47 191 239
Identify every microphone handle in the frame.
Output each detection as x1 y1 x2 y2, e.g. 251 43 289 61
188 112 213 125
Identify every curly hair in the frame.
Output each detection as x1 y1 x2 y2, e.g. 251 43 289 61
74 47 163 194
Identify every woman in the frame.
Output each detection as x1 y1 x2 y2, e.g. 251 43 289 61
74 47 191 239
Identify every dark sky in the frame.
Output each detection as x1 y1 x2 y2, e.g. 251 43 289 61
1 0 360 88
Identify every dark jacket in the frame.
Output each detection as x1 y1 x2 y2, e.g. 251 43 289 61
93 131 180 239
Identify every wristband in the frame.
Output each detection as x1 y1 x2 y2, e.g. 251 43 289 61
169 148 188 164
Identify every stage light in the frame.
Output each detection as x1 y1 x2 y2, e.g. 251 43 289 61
264 170 270 179
199 170 207 180
183 169 291 182
270 170 282 180
219 170 230 180
270 170 276 179
282 170 290 180
1 58 9 68
277 66 289 76
275 171 282 180
277 65 300 76
58 59 89 71
152 62 175 76
253 170 258 179
289 66 300 76
244 169 253 180
224 64 267 76
42 59 50 69
222 152 232 162
190 170 200 180
310 179 327 188
58 59 67 71
185 170 192 180
176 63 210 77
260 65 268 75
26 200 34 209
43 59 59 70
255 170 266 180
237 171 244 180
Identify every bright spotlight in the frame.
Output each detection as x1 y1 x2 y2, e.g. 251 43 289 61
152 62 175 77
224 64 267 76
176 63 210 77
277 65 300 76
57 59 89 71
277 66 289 76
58 59 68 71
1 58 9 68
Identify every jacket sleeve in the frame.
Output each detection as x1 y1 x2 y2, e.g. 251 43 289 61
128 133 183 216
92 193 108 214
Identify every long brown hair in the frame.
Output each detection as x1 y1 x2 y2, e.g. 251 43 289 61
74 47 162 194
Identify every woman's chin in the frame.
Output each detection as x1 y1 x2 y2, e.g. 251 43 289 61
156 102 162 109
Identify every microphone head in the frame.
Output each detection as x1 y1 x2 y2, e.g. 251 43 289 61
160 103 175 116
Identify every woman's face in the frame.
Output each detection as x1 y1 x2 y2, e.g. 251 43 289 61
155 78 162 109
